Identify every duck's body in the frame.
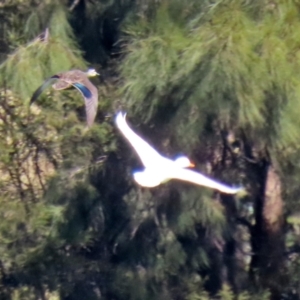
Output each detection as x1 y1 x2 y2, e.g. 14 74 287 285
30 69 99 127
115 112 243 194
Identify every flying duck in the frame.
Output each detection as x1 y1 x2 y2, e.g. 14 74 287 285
30 68 99 127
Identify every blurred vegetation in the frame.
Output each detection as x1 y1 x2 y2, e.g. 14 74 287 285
0 0 300 299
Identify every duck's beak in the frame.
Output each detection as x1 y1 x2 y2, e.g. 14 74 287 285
189 162 195 168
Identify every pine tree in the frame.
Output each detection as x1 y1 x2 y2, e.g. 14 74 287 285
119 0 300 299
0 1 115 299
1 0 300 300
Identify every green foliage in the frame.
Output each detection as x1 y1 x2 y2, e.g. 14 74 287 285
0 2 86 102
218 284 270 300
118 0 300 298
120 0 300 151
1 0 300 299
121 4 190 120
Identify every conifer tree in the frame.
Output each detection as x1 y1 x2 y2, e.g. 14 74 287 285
119 0 300 299
1 0 300 300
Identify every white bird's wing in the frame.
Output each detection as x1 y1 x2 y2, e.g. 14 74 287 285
115 112 165 167
171 168 243 194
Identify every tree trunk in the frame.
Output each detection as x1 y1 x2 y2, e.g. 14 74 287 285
250 163 285 300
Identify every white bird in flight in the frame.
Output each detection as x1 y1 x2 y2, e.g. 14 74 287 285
115 112 243 194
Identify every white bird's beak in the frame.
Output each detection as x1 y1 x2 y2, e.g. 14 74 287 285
189 162 195 168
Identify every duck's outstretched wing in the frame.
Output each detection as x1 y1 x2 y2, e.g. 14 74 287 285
115 112 164 167
172 168 243 194
30 75 59 104
52 80 72 90
72 82 98 127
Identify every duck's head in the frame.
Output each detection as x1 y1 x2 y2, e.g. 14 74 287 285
86 68 99 77
174 156 195 168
